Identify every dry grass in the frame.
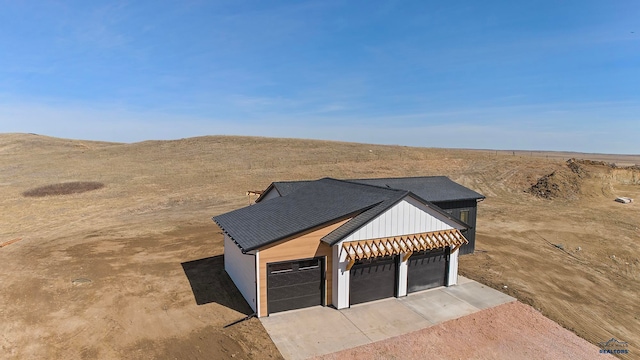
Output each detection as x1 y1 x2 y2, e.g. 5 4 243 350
0 133 638 359
22 181 104 197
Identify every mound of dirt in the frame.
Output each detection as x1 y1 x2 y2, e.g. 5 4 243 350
574 159 617 168
572 158 640 174
526 159 628 200
526 170 581 200
566 158 587 176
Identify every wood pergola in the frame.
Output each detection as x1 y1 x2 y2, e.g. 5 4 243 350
342 229 468 270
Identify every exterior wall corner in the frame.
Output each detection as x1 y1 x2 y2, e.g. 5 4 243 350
397 253 408 296
334 244 350 309
447 247 459 286
224 234 258 313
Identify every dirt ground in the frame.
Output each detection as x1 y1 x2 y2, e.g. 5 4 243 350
315 301 613 360
1 133 638 359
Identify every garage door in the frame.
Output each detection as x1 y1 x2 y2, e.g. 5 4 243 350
350 256 397 305
267 257 323 314
407 248 449 293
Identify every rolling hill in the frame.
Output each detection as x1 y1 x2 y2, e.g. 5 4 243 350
1 133 638 359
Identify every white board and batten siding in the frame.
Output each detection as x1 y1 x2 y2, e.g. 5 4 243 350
224 234 258 313
340 197 456 243
333 196 461 309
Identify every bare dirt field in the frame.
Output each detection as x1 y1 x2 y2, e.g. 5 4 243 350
1 133 638 359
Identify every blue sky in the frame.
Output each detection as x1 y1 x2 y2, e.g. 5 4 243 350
1 1 638 153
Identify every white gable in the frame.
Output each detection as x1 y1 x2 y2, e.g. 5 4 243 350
340 196 457 243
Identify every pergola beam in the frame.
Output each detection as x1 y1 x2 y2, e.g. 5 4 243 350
342 229 468 263
402 251 413 262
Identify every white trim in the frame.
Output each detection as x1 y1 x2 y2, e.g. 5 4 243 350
332 246 338 307
397 253 408 296
447 247 459 286
255 250 261 316
334 245 350 309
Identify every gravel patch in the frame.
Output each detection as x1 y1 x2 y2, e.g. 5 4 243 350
314 302 612 360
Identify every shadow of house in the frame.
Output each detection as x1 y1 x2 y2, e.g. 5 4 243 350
181 255 252 315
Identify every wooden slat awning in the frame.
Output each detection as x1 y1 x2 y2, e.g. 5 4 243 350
342 229 468 264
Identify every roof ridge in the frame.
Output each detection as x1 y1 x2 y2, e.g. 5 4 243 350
273 179 312 184
348 175 448 181
327 177 408 193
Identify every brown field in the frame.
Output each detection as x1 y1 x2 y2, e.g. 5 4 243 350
0 133 638 359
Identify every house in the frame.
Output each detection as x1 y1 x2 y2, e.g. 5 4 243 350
256 176 484 255
213 177 484 317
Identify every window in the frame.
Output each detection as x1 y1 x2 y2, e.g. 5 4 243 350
460 209 470 224
298 259 319 271
270 262 293 274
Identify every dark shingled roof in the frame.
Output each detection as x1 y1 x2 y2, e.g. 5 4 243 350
347 176 485 202
259 176 484 203
216 176 479 252
253 181 311 202
213 178 407 252
271 181 312 196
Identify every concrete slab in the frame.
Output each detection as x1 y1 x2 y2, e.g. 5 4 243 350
400 288 480 323
340 298 434 342
260 279 516 359
457 275 474 285
260 306 370 360
443 281 516 309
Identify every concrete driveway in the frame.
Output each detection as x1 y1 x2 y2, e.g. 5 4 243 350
260 277 515 360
